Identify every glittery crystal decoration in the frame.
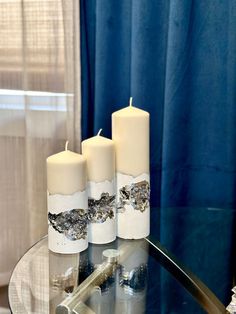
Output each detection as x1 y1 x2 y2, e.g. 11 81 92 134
227 286 236 313
88 192 115 223
48 209 87 241
117 180 150 213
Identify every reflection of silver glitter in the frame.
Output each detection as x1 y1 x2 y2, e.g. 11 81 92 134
50 267 77 294
88 193 115 223
117 180 150 213
48 209 87 241
119 263 148 294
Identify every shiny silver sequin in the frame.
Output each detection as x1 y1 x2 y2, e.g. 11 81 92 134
117 180 150 213
88 193 115 223
48 209 87 241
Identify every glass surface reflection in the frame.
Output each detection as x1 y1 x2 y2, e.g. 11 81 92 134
9 220 227 314
49 251 79 313
54 239 149 314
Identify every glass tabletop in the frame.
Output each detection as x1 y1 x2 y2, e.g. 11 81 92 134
9 207 235 314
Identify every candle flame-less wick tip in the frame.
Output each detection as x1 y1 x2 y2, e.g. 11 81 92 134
65 140 69 151
97 129 102 136
129 97 133 107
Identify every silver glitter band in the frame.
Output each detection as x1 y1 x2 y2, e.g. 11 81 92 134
48 209 87 241
88 192 115 223
117 180 150 213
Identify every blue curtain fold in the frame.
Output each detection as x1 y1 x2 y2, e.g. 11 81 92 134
80 0 236 209
80 0 236 310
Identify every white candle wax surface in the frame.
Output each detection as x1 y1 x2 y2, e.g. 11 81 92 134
47 150 86 195
82 132 116 244
112 101 150 239
48 190 88 253
82 134 115 182
112 105 149 177
47 148 88 254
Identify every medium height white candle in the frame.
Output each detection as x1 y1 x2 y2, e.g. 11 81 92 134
112 98 150 239
82 130 116 244
47 142 88 253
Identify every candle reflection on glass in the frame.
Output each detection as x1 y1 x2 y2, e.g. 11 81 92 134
49 251 80 313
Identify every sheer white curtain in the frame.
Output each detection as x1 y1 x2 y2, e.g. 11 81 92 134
0 0 81 285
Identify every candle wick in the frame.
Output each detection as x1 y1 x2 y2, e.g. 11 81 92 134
129 97 133 107
65 140 69 151
97 129 102 136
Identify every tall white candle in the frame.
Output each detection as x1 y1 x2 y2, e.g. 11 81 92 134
47 142 88 253
82 130 116 244
112 98 150 239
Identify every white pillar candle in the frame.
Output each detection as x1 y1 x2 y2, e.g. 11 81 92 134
47 142 88 254
82 130 116 244
112 98 150 239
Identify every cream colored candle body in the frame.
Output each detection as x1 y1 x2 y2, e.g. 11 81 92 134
112 102 150 239
82 133 116 244
112 105 149 176
82 133 115 182
47 149 88 253
47 150 87 194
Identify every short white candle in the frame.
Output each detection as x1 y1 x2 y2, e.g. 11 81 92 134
47 142 88 253
82 129 115 182
82 130 116 244
112 98 150 239
47 141 87 194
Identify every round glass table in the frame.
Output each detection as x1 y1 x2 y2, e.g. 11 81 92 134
8 207 235 314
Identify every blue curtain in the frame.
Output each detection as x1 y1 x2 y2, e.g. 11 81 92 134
80 0 236 311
